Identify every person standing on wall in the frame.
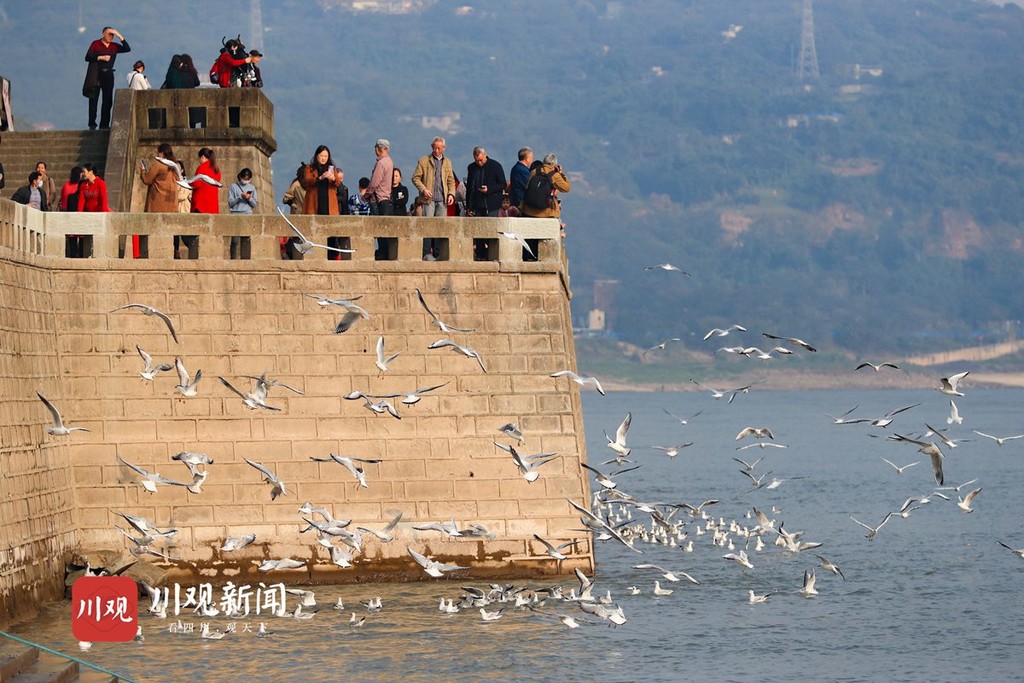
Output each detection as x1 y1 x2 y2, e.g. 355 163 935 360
140 144 179 212
190 148 221 214
300 145 343 216
365 139 394 216
466 146 506 217
411 136 456 218
83 27 131 130
11 171 48 211
76 164 110 212
127 60 151 90
35 162 57 211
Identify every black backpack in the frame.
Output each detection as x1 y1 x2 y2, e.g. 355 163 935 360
523 170 554 210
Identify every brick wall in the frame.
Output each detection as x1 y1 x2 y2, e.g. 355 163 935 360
0 201 593 624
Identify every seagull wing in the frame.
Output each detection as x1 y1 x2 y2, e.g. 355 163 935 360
615 412 632 444
36 392 64 428
152 308 179 343
244 457 277 481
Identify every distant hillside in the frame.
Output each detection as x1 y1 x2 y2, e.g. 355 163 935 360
1 0 1022 357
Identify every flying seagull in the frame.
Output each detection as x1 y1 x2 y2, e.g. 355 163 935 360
855 361 900 372
604 412 633 461
643 263 692 275
549 370 605 396
890 433 945 485
375 336 401 377
244 458 287 500
533 534 576 561
36 392 90 436
173 357 203 398
937 371 969 397
971 430 1024 446
761 332 816 352
493 441 558 482
497 231 536 258
407 547 468 578
415 288 475 334
220 376 280 411
703 324 746 341
309 454 383 489
497 422 525 444
135 346 174 382
109 303 179 343
428 339 487 373
277 207 355 255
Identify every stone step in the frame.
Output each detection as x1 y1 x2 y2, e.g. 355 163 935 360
2 130 110 194
0 645 39 679
5 652 79 683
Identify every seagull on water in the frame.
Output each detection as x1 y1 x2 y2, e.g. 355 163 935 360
748 590 774 604
428 339 487 372
244 458 287 500
415 288 475 334
550 370 605 396
652 581 674 596
109 303 178 343
937 371 969 397
36 392 90 436
798 569 818 597
971 430 1024 446
408 547 469 578
723 549 754 569
135 345 174 382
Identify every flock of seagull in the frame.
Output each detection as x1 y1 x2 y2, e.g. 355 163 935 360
29 243 1024 650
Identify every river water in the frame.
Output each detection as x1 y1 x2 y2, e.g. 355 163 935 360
9 388 1024 682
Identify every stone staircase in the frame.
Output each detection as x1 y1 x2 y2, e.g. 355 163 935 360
1 130 109 197
0 644 120 682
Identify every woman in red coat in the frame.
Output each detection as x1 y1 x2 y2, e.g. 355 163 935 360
189 147 222 213
77 163 110 212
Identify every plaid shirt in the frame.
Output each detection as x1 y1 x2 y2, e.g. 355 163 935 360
348 190 371 216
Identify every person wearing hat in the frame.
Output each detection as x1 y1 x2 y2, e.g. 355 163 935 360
242 49 263 87
365 139 394 215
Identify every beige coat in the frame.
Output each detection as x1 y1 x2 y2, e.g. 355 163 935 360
141 161 179 213
411 154 456 203
520 163 571 218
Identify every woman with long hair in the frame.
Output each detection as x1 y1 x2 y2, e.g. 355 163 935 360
300 144 343 215
178 54 200 89
161 55 182 89
190 147 221 214
60 166 83 211
140 142 178 212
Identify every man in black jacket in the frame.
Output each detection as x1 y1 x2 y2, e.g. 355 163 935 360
11 171 48 211
466 147 506 217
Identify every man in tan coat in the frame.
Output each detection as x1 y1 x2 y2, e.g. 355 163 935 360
411 136 457 217
520 153 570 219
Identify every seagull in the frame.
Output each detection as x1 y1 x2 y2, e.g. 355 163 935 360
549 370 605 396
428 339 487 373
497 231 536 258
603 412 633 462
109 303 179 343
497 422 525 444
244 458 286 500
277 207 354 255
135 345 174 382
741 470 771 489
815 554 845 580
493 441 558 482
703 324 747 341
799 569 818 597
855 361 900 372
173 357 203 398
881 457 920 474
971 430 1024 446
641 337 682 358
407 547 468 578
732 456 763 472
867 403 921 428
957 487 982 514
116 455 188 494
825 405 865 425
221 534 256 552
761 332 816 352
735 426 774 441
938 371 969 397
850 513 894 540
360 396 401 419
689 379 726 400
534 534 576 561
357 512 403 543
723 549 754 569
633 564 699 585
947 400 963 425
310 454 383 489
479 608 503 621
581 462 640 490
736 442 788 451
114 512 176 540
748 590 774 604
241 373 305 396
650 443 693 458
182 172 223 191
258 558 305 572
643 263 691 275
374 336 401 377
349 612 366 627
36 392 90 436
652 581 674 596
923 423 967 450
219 376 280 411
997 541 1024 559
412 520 462 538
662 408 702 425
170 452 214 478
415 288 475 334
890 433 945 485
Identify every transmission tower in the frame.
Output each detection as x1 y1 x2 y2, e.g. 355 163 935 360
797 0 820 82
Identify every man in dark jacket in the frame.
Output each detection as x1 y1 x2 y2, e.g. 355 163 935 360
466 147 506 217
12 171 48 211
83 27 131 130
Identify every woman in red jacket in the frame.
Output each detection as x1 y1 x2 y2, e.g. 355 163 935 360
77 163 110 212
189 147 222 213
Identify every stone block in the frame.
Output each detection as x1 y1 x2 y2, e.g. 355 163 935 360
121 559 169 588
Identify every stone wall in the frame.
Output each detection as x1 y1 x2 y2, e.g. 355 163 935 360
0 200 592 625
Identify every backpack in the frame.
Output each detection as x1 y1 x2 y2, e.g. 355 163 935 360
523 170 554 210
209 62 220 85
